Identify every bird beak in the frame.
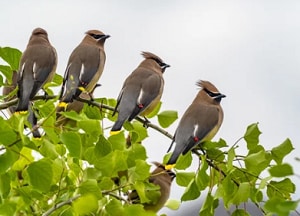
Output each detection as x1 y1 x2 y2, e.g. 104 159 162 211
103 35 111 39
216 94 226 99
161 64 170 73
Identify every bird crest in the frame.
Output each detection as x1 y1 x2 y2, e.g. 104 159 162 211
141 51 164 64
196 80 219 93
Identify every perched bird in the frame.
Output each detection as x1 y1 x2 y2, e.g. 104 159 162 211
3 71 41 137
166 80 226 168
110 52 170 135
129 162 176 212
15 27 57 113
58 30 110 108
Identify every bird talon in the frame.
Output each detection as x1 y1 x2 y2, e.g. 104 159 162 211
143 117 150 128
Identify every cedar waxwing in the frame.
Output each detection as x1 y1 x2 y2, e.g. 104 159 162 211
15 28 57 113
3 71 41 137
166 80 226 167
110 52 170 134
128 162 176 212
58 30 110 108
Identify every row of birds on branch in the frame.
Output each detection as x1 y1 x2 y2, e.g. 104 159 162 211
2 27 225 212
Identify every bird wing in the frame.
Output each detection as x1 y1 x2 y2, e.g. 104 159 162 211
25 46 56 98
77 46 101 88
127 69 162 120
174 103 219 155
60 45 100 102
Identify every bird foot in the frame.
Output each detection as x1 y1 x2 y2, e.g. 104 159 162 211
143 117 150 128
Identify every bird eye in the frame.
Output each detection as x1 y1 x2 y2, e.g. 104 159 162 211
91 34 102 39
204 89 220 98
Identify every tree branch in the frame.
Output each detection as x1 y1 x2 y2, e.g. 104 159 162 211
42 194 80 216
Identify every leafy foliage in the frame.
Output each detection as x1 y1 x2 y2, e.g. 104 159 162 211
0 47 299 216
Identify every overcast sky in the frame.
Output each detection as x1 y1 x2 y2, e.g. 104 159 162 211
1 1 300 215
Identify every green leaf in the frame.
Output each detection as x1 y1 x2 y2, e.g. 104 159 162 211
244 123 261 150
232 209 251 216
227 147 235 171
52 73 63 86
95 135 112 157
124 205 156 216
60 131 82 158
78 119 101 136
60 111 83 122
267 178 295 200
73 194 98 215
11 147 34 170
42 116 59 143
165 199 181 210
231 182 251 204
94 150 128 177
98 177 115 191
0 47 22 70
269 164 293 177
202 138 227 149
195 156 209 190
131 121 148 142
108 131 126 151
105 198 125 216
0 65 12 81
0 149 19 174
174 151 193 170
0 203 16 216
206 148 225 162
128 160 150 182
181 179 200 201
199 192 217 216
271 139 294 164
27 159 53 192
79 179 102 199
39 139 59 159
133 181 151 203
0 173 11 198
145 101 162 118
0 117 18 146
264 197 299 216
244 150 271 175
176 172 195 187
157 110 178 128
126 144 147 167
84 104 103 120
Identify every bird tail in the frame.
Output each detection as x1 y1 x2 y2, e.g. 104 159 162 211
15 97 30 113
110 119 126 135
166 153 178 167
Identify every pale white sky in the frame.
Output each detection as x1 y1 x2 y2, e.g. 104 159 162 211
1 1 300 215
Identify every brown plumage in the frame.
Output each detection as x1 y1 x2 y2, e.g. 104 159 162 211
110 51 170 134
128 162 175 212
166 80 226 167
58 30 110 108
15 27 57 113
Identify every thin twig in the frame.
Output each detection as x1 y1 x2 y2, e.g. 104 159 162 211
75 97 174 140
42 194 81 216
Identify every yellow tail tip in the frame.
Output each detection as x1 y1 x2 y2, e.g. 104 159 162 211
32 137 42 141
165 164 175 170
110 130 121 136
58 102 68 108
78 86 86 92
15 110 28 115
